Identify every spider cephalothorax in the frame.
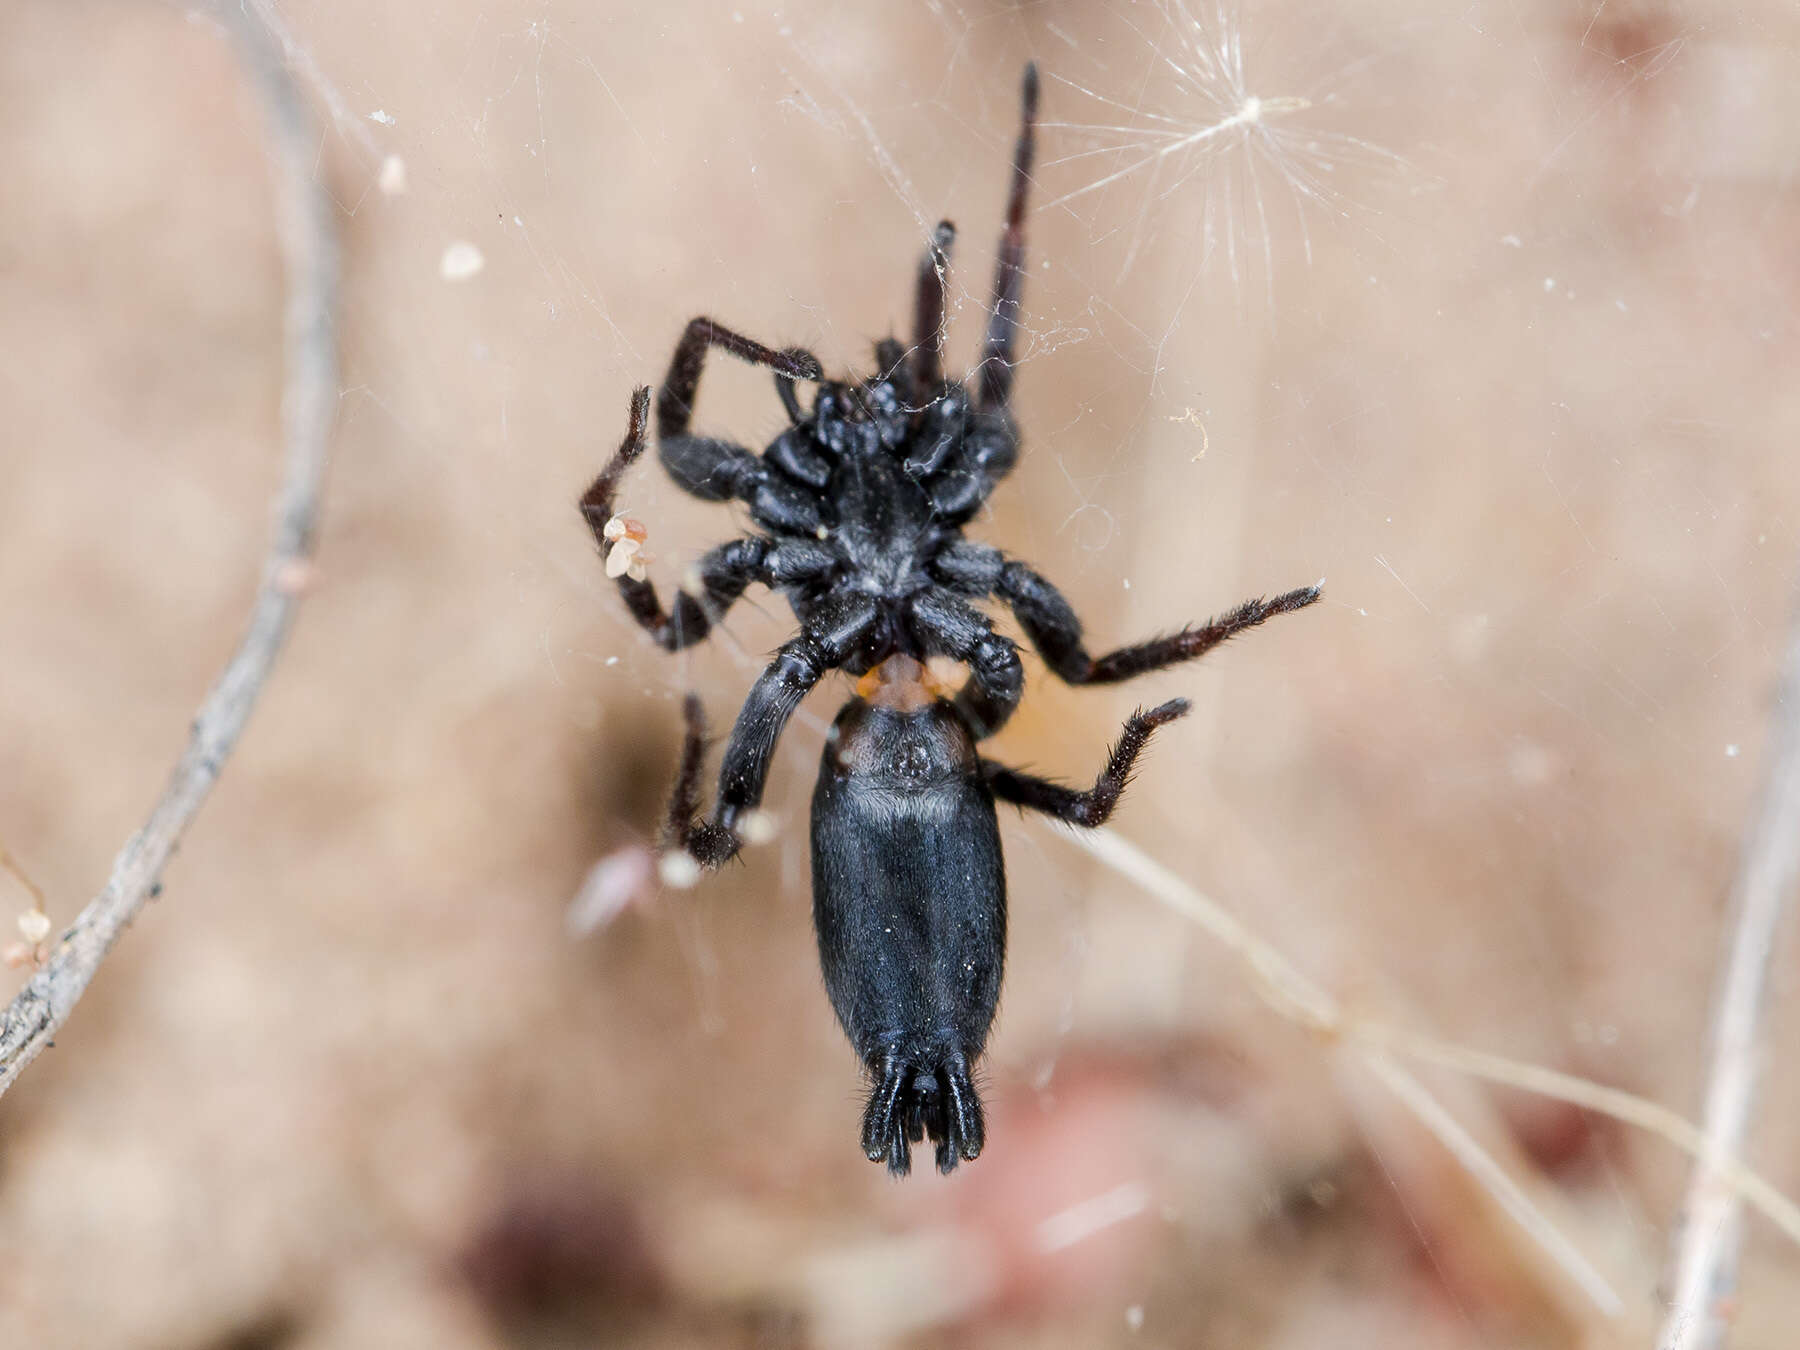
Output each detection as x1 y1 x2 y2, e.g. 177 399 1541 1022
579 64 1319 1175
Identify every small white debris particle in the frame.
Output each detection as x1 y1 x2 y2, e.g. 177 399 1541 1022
440 241 486 282
739 810 778 845
1500 234 1522 247
1543 276 1557 293
1508 743 1556 787
659 852 703 889
1726 743 1741 758
273 559 316 595
566 846 654 936
1035 1181 1150 1253
1125 1305 1145 1332
604 656 620 667
605 538 640 578
17 910 51 945
378 154 407 196
368 109 396 126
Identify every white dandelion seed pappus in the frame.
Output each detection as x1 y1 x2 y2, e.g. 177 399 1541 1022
439 241 485 282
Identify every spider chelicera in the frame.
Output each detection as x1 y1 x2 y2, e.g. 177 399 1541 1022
579 64 1320 1176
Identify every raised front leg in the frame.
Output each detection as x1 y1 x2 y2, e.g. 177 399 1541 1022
652 317 823 508
910 220 956 395
976 64 1039 417
658 315 822 439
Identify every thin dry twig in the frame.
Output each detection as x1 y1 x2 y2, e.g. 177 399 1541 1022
0 3 338 1099
1657 593 1800 1350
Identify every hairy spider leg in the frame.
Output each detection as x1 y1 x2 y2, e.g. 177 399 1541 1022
664 597 881 867
577 384 652 529
581 388 780 651
910 220 956 395
908 589 1026 738
655 317 823 501
663 694 715 853
659 316 822 436
927 539 1322 688
997 561 1323 685
977 62 1039 416
982 698 1190 825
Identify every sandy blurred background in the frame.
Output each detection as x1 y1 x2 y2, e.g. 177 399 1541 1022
4 0 1800 1346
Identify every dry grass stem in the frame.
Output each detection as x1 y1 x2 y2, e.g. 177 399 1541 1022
1657 591 1800 1350
1062 820 1800 1319
0 2 338 1099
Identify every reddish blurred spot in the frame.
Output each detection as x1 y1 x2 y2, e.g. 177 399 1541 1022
459 1174 664 1322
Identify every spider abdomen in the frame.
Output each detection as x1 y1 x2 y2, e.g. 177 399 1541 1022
810 691 1003 1175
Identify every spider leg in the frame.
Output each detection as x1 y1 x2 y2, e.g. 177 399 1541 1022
578 386 654 534
667 597 879 868
581 390 783 651
656 317 824 503
983 699 1189 827
976 63 1038 416
662 694 720 857
659 316 822 437
910 220 955 395
615 537 774 651
995 558 1322 685
909 590 1025 738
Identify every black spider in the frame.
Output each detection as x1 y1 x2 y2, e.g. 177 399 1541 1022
579 64 1319 1176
